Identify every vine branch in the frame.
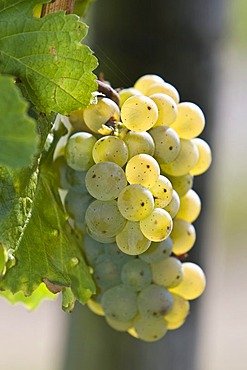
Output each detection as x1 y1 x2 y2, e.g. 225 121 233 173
41 0 75 16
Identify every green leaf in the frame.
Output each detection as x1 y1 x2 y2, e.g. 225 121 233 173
0 139 95 307
0 0 98 114
0 75 38 168
0 282 56 310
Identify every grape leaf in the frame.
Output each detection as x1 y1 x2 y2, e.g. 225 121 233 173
0 0 98 114
0 75 38 168
0 140 95 308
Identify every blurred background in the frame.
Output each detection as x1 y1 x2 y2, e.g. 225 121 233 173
1 0 247 369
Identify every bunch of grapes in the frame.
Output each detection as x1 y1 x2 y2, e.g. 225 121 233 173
54 74 211 342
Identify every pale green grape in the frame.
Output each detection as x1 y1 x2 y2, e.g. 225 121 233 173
146 82 180 104
137 284 174 318
171 218 196 255
151 256 183 288
150 93 178 126
64 191 92 221
160 139 199 176
102 242 132 266
123 131 155 159
133 314 168 342
83 97 120 133
65 167 88 193
85 162 127 201
106 316 133 332
92 136 128 167
163 190 180 218
83 234 105 266
116 221 151 255
117 184 154 221
85 200 126 238
93 255 122 290
167 173 194 197
150 175 173 208
119 88 141 108
86 228 116 244
170 262 206 300
140 208 173 242
170 102 205 139
65 132 97 171
134 74 165 94
190 138 212 175
164 293 190 323
149 126 180 164
101 285 138 321
121 259 152 291
87 299 105 316
139 237 173 263
121 95 158 132
125 154 160 188
176 189 201 222
165 318 185 330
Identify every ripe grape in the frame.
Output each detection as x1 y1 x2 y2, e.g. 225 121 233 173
65 132 96 171
150 93 178 126
125 154 160 188
92 135 128 167
140 208 173 242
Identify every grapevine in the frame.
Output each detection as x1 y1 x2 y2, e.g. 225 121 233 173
0 1 212 342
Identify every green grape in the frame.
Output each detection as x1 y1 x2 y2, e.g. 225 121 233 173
125 154 160 188
165 318 185 330
137 284 174 318
123 131 155 159
170 102 205 139
151 256 183 288
164 293 190 323
69 109 92 134
139 237 173 264
121 95 158 132
87 299 105 316
150 93 178 126
92 136 128 167
86 228 116 244
170 262 206 300
170 218 196 255
160 139 199 176
65 167 88 193
102 242 132 266
65 132 96 171
119 87 141 108
140 208 173 242
121 259 152 291
83 235 105 266
116 221 151 255
117 184 154 221
176 189 201 222
85 162 127 201
133 314 168 342
83 97 120 133
101 285 138 321
146 82 180 104
93 255 122 290
64 191 93 221
163 190 180 219
149 126 180 164
85 200 126 238
134 74 165 94
190 138 212 176
106 316 133 332
167 173 194 197
150 175 173 208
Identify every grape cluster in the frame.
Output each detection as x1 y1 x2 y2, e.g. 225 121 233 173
54 74 211 342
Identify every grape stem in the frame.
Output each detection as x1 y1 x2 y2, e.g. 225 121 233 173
97 80 120 106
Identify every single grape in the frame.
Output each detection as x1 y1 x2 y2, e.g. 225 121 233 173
121 95 158 132
65 132 96 171
170 102 205 139
167 173 194 197
165 318 185 330
119 87 141 108
150 175 173 208
116 221 151 255
149 126 180 164
150 93 178 126
140 208 173 242
146 81 180 104
105 316 133 332
64 191 92 221
83 97 120 133
163 190 181 219
101 285 138 321
93 255 122 290
190 138 212 175
83 234 105 266
151 256 183 288
139 237 173 263
92 136 128 167
123 131 155 159
117 184 154 221
85 162 127 201
170 262 206 300
176 189 201 222
137 284 174 318
125 154 160 188
170 218 196 255
134 74 165 94
85 199 126 238
121 259 152 291
133 314 168 342
164 293 190 323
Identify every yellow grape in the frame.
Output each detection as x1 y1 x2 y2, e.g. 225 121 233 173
140 208 173 242
125 154 160 188
171 218 196 255
134 74 165 94
163 190 180 219
150 93 178 126
190 138 212 175
146 82 180 104
164 293 190 323
176 189 201 222
116 221 151 255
